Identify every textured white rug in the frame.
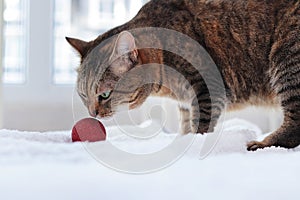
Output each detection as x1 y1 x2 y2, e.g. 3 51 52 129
0 119 299 200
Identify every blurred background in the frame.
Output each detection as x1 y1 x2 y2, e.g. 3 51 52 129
0 0 282 132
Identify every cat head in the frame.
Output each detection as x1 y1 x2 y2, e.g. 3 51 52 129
67 31 152 118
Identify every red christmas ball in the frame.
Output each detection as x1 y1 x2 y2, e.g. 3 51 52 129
72 118 106 142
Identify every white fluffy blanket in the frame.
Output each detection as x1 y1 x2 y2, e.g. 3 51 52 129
0 119 299 200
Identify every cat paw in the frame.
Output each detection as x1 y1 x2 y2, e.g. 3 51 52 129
196 125 212 134
247 141 268 151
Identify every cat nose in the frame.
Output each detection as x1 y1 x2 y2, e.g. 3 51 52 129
88 106 99 117
89 109 99 118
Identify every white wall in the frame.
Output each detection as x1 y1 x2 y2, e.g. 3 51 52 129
2 88 161 132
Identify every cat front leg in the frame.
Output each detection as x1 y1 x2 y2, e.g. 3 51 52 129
190 97 222 134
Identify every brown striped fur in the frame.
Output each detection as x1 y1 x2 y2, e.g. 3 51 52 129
67 0 300 151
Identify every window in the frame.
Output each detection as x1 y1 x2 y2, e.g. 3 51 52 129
1 0 150 131
53 0 149 84
2 0 28 84
2 0 149 85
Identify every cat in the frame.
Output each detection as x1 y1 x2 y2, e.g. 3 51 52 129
66 0 300 151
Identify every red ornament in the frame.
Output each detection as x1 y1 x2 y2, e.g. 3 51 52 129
72 118 106 142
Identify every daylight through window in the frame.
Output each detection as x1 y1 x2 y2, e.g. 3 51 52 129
2 0 27 84
53 0 149 84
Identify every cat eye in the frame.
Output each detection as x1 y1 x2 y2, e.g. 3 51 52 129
98 91 111 101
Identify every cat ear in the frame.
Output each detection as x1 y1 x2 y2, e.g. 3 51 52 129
109 31 138 76
112 31 137 59
66 37 90 57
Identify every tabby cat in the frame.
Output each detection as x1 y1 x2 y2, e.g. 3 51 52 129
66 0 300 151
